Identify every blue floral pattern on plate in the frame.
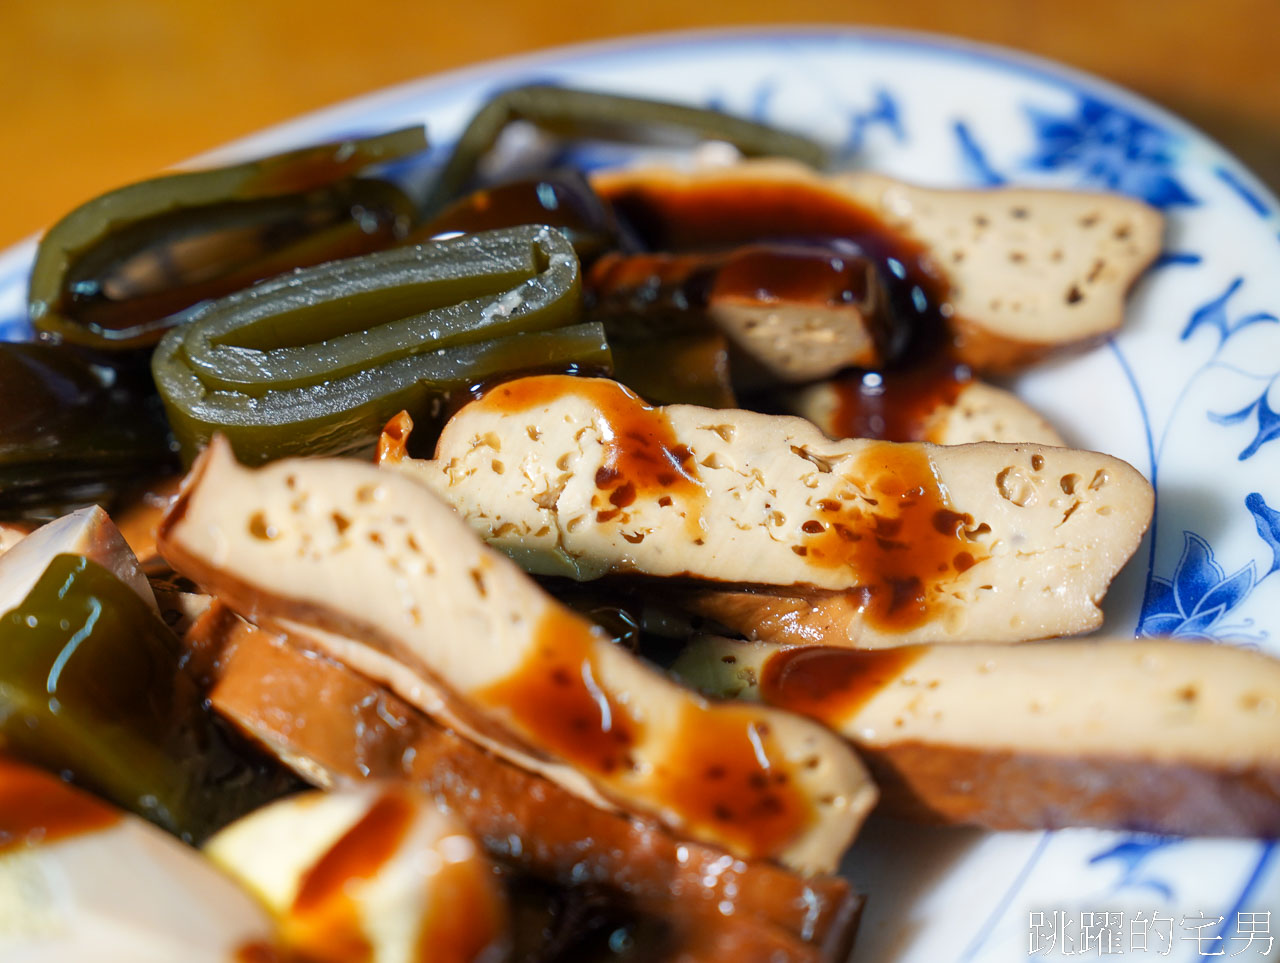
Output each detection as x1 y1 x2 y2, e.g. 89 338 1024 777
1022 94 1199 208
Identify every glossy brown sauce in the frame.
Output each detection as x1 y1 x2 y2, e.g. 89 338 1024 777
827 353 972 442
601 179 928 259
479 606 639 775
288 789 416 962
0 756 120 852
591 244 875 308
803 443 986 631
475 375 705 532
712 244 874 307
759 646 926 724
655 704 813 860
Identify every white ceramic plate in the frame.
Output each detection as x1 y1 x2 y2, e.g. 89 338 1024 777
3 27 1277 963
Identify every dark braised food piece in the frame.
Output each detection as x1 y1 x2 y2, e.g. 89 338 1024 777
414 169 633 262
29 126 427 349
424 84 828 213
0 555 295 843
0 342 176 521
588 242 908 383
152 224 607 464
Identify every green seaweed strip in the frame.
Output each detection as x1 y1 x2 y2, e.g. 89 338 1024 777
153 225 609 463
425 85 828 213
30 127 426 348
0 554 295 843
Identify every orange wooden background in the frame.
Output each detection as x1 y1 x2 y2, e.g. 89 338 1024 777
3 0 1277 248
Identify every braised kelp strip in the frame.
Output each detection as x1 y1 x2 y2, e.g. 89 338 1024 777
424 85 828 214
29 126 427 349
0 343 176 521
0 555 295 843
152 225 606 463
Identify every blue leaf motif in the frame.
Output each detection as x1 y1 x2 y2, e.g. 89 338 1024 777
1176 604 1228 638
1181 278 1243 345
1209 398 1259 427
953 120 1006 186
1022 95 1197 209
1181 277 1278 347
1172 532 1223 617
1196 562 1256 619
836 88 905 159
1246 492 1280 576
1142 613 1186 636
1088 836 1179 900
1237 389 1280 460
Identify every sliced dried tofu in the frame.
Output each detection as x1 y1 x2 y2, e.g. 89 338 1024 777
397 375 1151 644
592 160 1162 372
188 606 863 956
0 506 155 618
832 171 1163 369
673 636 1280 837
787 377 1066 446
0 521 33 556
0 757 274 962
205 787 509 963
157 437 874 874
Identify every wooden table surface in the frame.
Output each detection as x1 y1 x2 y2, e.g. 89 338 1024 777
3 0 1277 248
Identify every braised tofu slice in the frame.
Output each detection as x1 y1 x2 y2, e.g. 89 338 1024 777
0 506 155 617
673 636 1280 837
188 606 863 959
0 757 274 962
205 787 509 963
157 437 874 875
832 171 1164 370
0 522 33 557
398 375 1151 644
592 160 1162 373
787 376 1066 447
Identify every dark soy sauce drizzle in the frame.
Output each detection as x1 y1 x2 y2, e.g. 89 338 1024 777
598 176 972 441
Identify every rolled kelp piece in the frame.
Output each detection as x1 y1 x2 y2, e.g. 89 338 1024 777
152 225 607 463
30 126 427 349
424 84 828 214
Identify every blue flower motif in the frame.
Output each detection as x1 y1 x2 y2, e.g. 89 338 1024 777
1088 835 1179 900
1139 531 1255 639
1022 94 1198 209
